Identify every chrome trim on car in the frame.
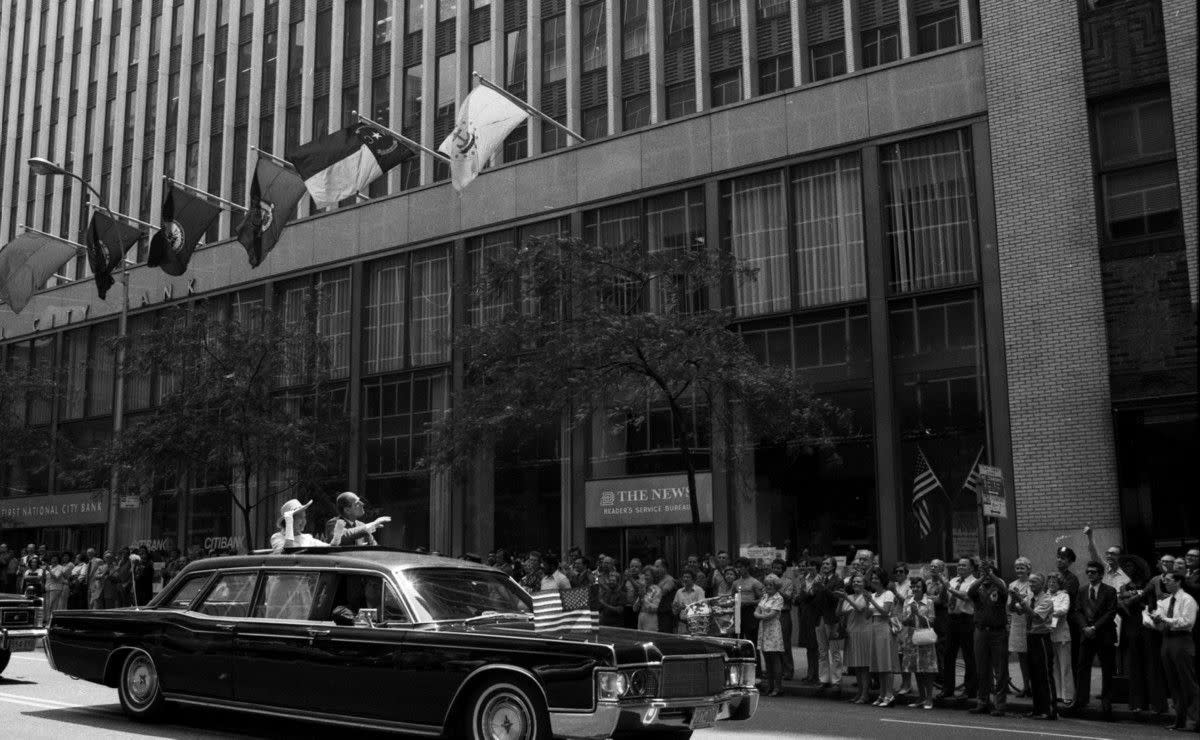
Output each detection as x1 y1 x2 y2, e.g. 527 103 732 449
163 693 443 735
549 702 622 740
549 688 759 738
0 627 46 651
441 663 557 728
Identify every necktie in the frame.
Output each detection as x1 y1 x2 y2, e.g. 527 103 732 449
1167 595 1175 618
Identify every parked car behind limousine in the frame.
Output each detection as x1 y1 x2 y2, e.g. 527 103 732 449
1 589 45 675
45 547 758 739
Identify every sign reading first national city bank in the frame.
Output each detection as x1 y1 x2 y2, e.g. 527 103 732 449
585 472 714 528
0 492 109 529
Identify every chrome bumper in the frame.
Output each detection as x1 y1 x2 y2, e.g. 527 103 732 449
549 688 758 740
1 627 47 652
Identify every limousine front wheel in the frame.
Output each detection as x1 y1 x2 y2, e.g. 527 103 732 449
465 680 549 740
118 650 166 721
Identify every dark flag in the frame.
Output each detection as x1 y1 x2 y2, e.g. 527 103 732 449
147 184 222 276
0 232 79 314
235 157 308 268
87 212 142 299
288 123 413 209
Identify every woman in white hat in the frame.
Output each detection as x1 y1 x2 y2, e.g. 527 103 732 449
270 499 329 553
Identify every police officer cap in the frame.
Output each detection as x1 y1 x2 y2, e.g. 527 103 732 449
1057 546 1076 563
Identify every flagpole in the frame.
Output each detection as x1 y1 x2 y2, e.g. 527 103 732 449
249 145 297 170
87 202 158 231
350 111 452 163
473 72 586 143
17 225 87 253
163 176 250 213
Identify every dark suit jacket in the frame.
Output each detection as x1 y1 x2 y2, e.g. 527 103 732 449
1073 581 1118 643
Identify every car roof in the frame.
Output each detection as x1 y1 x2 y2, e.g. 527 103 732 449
179 546 497 574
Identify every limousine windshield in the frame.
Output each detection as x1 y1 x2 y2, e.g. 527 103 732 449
401 568 533 621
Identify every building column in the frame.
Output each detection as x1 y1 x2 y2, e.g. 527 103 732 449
740 0 756 98
1162 0 1197 309
692 0 709 111
842 0 859 74
861 144 900 563
648 0 665 122
897 0 914 59
790 0 808 87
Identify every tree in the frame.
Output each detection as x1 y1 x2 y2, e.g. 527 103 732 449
0 355 62 505
93 295 350 551
429 235 848 552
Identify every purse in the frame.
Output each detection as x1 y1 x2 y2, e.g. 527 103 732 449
911 613 937 646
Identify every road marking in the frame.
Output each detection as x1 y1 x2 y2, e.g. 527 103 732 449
0 691 79 708
0 694 72 711
881 718 1113 740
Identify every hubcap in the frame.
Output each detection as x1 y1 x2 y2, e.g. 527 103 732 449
125 656 158 708
481 693 530 740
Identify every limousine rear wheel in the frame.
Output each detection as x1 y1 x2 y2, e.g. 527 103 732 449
117 650 166 721
465 679 549 740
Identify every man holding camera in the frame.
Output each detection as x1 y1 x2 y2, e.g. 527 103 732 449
968 559 1009 716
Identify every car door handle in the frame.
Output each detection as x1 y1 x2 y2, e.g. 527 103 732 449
215 623 236 632
306 629 331 645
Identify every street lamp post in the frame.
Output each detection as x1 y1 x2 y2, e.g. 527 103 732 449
28 157 132 552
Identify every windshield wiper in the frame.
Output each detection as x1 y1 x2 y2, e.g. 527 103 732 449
459 611 533 625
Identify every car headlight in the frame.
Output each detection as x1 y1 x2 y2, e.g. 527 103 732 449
726 662 755 688
597 671 629 701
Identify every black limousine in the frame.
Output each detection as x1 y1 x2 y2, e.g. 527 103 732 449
1 589 45 675
45 547 758 739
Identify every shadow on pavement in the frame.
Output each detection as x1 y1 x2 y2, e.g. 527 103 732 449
0 678 38 686
24 703 418 739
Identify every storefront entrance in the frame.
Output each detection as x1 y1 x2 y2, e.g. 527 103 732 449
586 525 714 571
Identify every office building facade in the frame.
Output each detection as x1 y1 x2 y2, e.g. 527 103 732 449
0 0 1194 567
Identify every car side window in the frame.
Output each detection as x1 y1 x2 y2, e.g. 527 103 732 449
159 573 212 611
384 583 410 624
195 572 258 618
253 571 322 620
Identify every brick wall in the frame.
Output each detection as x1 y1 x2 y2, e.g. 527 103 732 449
1163 1 1198 309
978 2 1120 540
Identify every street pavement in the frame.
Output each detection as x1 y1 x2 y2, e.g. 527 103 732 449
0 647 1185 739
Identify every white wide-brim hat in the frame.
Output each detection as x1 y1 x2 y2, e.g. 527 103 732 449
278 498 313 528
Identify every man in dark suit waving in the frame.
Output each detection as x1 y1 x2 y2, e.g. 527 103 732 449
1072 560 1118 720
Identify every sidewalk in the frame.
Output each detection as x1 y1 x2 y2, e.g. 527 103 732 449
777 648 1174 724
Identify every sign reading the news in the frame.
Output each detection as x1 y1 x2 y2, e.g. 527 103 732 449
0 491 108 528
585 472 713 528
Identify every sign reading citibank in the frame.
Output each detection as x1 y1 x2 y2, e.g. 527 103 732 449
585 473 714 528
0 491 109 529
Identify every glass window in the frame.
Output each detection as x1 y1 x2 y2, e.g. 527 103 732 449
406 0 423 34
288 20 305 82
410 247 452 367
439 0 457 21
361 372 448 475
582 104 607 139
160 573 212 610
722 171 789 316
505 30 527 87
375 0 394 45
1095 97 1175 166
710 68 741 107
1102 163 1181 240
318 269 353 378
646 188 707 313
665 82 695 119
581 1 606 73
1093 96 1181 240
363 256 408 374
916 8 959 54
315 8 333 76
622 93 650 131
758 54 792 94
471 40 493 82
372 75 390 124
403 568 533 621
436 53 456 120
664 0 693 48
756 0 786 19
709 0 738 33
541 16 566 83
861 25 900 68
882 129 978 293
403 64 423 131
59 329 89 420
254 571 322 620
345 0 363 57
88 322 117 415
467 231 516 325
792 154 866 307
197 572 258 617
809 39 845 81
622 0 648 59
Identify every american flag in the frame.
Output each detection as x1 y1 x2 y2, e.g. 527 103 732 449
961 446 985 499
531 585 600 633
912 446 943 538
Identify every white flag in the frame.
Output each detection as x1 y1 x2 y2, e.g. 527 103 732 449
438 86 529 191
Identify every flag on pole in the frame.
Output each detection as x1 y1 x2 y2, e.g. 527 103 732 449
236 156 308 268
288 123 413 209
87 212 142 300
531 585 600 633
0 232 79 314
147 183 222 276
438 85 529 191
961 446 985 501
911 446 943 539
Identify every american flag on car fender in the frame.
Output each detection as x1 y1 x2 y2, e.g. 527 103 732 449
531 585 600 633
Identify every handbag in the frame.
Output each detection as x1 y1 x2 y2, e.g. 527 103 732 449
911 613 937 646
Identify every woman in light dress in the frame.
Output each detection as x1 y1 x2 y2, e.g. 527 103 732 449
863 567 899 707
839 574 873 704
43 552 72 616
1007 556 1034 696
900 577 939 709
755 574 786 696
636 566 663 632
